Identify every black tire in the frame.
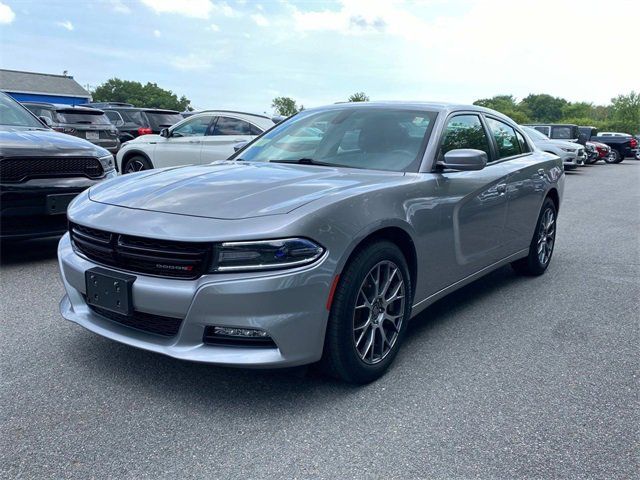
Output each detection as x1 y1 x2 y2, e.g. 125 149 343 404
320 241 412 384
123 155 152 174
604 150 621 164
511 197 557 276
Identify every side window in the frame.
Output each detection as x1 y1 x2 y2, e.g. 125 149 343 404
249 124 263 136
212 116 252 136
440 115 491 157
552 126 572 139
515 130 530 153
486 117 521 159
533 126 550 136
171 115 213 137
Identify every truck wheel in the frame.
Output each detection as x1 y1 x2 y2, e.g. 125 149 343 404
604 150 620 164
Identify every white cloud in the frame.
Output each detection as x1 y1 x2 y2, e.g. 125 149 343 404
251 13 269 27
56 20 74 31
107 0 131 14
0 2 15 24
140 0 213 19
139 0 238 19
209 23 220 31
171 53 213 70
153 29 161 37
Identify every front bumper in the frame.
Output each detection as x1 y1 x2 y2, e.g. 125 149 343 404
0 172 117 240
58 233 332 367
560 152 579 170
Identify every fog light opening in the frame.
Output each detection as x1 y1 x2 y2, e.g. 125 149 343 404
203 326 277 348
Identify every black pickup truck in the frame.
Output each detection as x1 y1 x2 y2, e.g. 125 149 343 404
578 127 638 163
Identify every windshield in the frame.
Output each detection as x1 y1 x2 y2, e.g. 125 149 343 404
0 94 46 128
56 111 112 125
146 112 183 129
523 126 549 141
236 108 437 172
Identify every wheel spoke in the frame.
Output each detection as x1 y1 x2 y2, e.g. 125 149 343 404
352 260 406 365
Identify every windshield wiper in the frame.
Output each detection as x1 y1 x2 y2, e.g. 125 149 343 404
269 158 335 167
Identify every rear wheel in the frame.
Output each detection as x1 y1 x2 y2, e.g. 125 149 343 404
123 155 152 173
511 198 557 276
604 150 621 164
320 241 412 384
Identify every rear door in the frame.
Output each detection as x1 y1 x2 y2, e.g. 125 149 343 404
151 115 214 168
200 116 259 163
484 117 547 255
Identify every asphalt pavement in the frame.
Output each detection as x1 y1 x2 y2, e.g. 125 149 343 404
1 159 639 479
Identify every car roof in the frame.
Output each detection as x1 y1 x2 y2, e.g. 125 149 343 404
303 101 518 124
81 104 180 114
187 109 272 120
22 102 105 113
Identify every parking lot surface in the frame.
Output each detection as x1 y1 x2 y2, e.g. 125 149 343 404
1 161 639 479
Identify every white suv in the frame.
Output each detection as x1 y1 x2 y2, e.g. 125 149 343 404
116 111 275 173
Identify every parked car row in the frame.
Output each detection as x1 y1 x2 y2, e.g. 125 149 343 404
526 123 638 165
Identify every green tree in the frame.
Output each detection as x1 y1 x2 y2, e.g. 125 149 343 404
92 78 191 111
271 96 302 116
609 91 640 134
473 95 529 123
561 102 595 120
520 94 568 122
348 92 369 102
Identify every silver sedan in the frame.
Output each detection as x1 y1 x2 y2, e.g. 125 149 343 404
59 102 564 383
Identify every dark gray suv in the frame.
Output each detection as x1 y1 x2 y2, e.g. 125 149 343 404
22 102 120 154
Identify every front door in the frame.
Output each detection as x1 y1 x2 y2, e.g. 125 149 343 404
432 114 509 288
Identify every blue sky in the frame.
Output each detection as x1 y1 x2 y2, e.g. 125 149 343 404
1 0 638 113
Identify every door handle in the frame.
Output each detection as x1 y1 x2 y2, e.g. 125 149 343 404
233 139 245 142
496 183 507 194
188 140 201 144
537 169 545 177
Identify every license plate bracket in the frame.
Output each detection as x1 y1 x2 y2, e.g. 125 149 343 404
46 193 77 215
85 267 136 316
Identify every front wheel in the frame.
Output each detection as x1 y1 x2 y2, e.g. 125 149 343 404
511 198 557 276
320 241 412 384
123 155 152 173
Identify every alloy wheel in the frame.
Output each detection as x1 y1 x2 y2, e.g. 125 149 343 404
352 260 405 365
537 208 555 266
125 159 148 173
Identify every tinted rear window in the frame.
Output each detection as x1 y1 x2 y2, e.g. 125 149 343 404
146 112 183 129
56 111 111 125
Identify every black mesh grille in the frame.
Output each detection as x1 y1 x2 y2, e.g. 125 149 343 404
87 303 183 337
1 157 104 183
70 223 212 279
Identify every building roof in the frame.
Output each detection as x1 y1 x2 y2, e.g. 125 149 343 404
0 69 91 98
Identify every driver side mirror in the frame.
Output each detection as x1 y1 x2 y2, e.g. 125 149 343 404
439 149 487 171
39 116 53 127
160 128 170 138
233 140 249 152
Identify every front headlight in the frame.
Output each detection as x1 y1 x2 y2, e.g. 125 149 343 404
212 238 325 272
99 154 116 173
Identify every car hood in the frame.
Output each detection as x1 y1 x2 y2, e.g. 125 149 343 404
0 126 109 157
88 161 404 219
549 140 580 150
531 138 578 150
